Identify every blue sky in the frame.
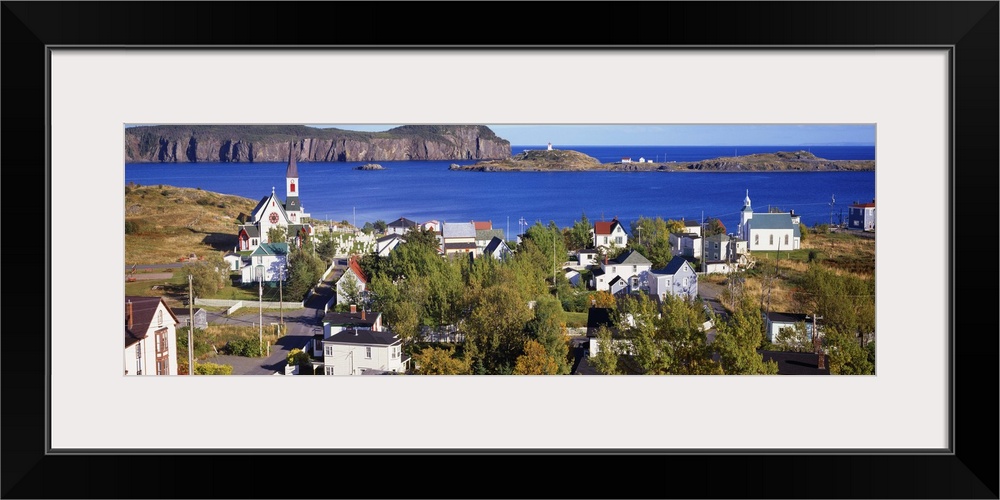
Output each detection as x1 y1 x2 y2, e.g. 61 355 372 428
308 124 875 146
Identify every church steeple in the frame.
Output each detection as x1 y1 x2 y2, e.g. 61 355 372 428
284 142 303 220
743 189 751 209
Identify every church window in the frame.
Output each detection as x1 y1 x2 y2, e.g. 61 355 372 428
785 235 789 246
769 235 774 245
754 235 759 245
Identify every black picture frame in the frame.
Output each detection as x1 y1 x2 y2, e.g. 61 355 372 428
3 2 997 498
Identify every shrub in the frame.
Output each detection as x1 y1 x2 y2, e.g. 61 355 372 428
125 220 141 234
226 337 262 357
195 362 233 375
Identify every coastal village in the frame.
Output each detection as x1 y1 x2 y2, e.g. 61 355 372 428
125 142 876 377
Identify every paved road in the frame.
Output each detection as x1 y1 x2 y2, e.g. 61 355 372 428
126 263 190 271
202 277 335 375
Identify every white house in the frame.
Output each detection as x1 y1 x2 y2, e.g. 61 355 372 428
237 146 313 252
387 217 419 235
322 329 408 375
125 296 179 376
738 190 801 251
643 255 698 301
483 236 513 260
704 233 748 262
223 251 243 271
442 221 477 256
421 220 442 233
848 200 876 231
240 242 288 284
475 228 505 255
336 256 368 306
669 232 703 259
564 268 581 286
591 218 628 250
375 233 403 257
591 250 652 293
310 306 383 357
577 248 599 267
764 312 822 344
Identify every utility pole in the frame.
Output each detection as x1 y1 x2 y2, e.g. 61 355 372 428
188 274 194 375
279 267 283 326
258 275 263 357
809 314 825 369
635 226 642 246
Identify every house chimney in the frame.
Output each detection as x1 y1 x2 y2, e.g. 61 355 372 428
604 255 608 265
350 304 357 314
361 309 366 320
817 352 826 370
126 300 133 329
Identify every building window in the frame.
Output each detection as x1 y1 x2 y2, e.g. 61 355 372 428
754 235 759 245
615 236 622 244
365 346 372 359
157 310 163 327
325 346 333 356
785 234 789 246
769 235 774 245
156 358 168 375
325 366 334 375
603 237 608 244
632 265 637 272
135 343 142 375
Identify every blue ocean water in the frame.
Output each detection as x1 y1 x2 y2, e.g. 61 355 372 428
125 145 875 235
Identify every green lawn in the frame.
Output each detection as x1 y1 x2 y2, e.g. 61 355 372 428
564 311 589 328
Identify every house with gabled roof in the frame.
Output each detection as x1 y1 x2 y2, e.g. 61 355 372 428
321 328 408 375
125 296 179 376
375 233 404 257
387 217 419 235
240 242 289 284
336 256 368 306
442 221 477 256
591 249 652 293
309 305 384 358
642 255 698 301
848 200 875 231
591 217 628 250
475 228 505 255
483 236 512 260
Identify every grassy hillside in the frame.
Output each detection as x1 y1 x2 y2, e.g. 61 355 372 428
124 184 257 264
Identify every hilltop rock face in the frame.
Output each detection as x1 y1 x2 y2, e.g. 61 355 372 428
660 151 875 172
452 149 603 171
124 125 511 163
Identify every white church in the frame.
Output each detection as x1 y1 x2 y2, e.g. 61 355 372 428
236 145 313 252
738 190 801 251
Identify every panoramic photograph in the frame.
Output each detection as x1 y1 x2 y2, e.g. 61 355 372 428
123 124 876 376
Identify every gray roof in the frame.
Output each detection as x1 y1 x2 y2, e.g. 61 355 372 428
442 222 476 238
249 196 270 219
592 268 606 277
388 217 419 229
323 310 380 327
325 328 400 346
285 196 301 212
484 236 509 255
377 233 403 243
705 233 730 243
657 255 692 275
125 296 178 348
251 193 289 223
750 213 797 231
476 229 505 242
614 250 652 266
766 312 813 323
684 220 701 227
238 225 260 238
579 248 598 254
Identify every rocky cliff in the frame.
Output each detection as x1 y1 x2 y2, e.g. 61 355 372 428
124 125 511 163
660 150 875 172
452 149 603 171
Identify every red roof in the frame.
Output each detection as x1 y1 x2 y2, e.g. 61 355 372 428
851 202 875 208
594 219 621 235
348 256 367 284
473 221 492 230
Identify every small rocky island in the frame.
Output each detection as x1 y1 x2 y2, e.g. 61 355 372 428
452 149 875 172
355 163 385 171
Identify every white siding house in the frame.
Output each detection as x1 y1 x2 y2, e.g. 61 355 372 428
322 329 407 375
125 296 179 376
591 218 628 251
643 256 698 301
591 250 652 292
240 243 288 284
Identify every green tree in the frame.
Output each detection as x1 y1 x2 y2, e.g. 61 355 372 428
412 345 471 375
374 220 388 233
713 297 778 374
513 340 560 375
615 293 671 375
194 362 233 375
286 248 324 300
705 218 726 237
665 219 687 234
657 294 723 375
361 222 374 234
339 272 365 309
774 322 813 352
590 325 619 375
566 212 593 251
824 327 874 375
267 226 287 244
628 216 673 269
462 283 532 374
522 222 567 286
183 254 228 298
524 295 570 374
316 231 338 261
591 290 616 309
402 226 441 251
799 223 809 242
